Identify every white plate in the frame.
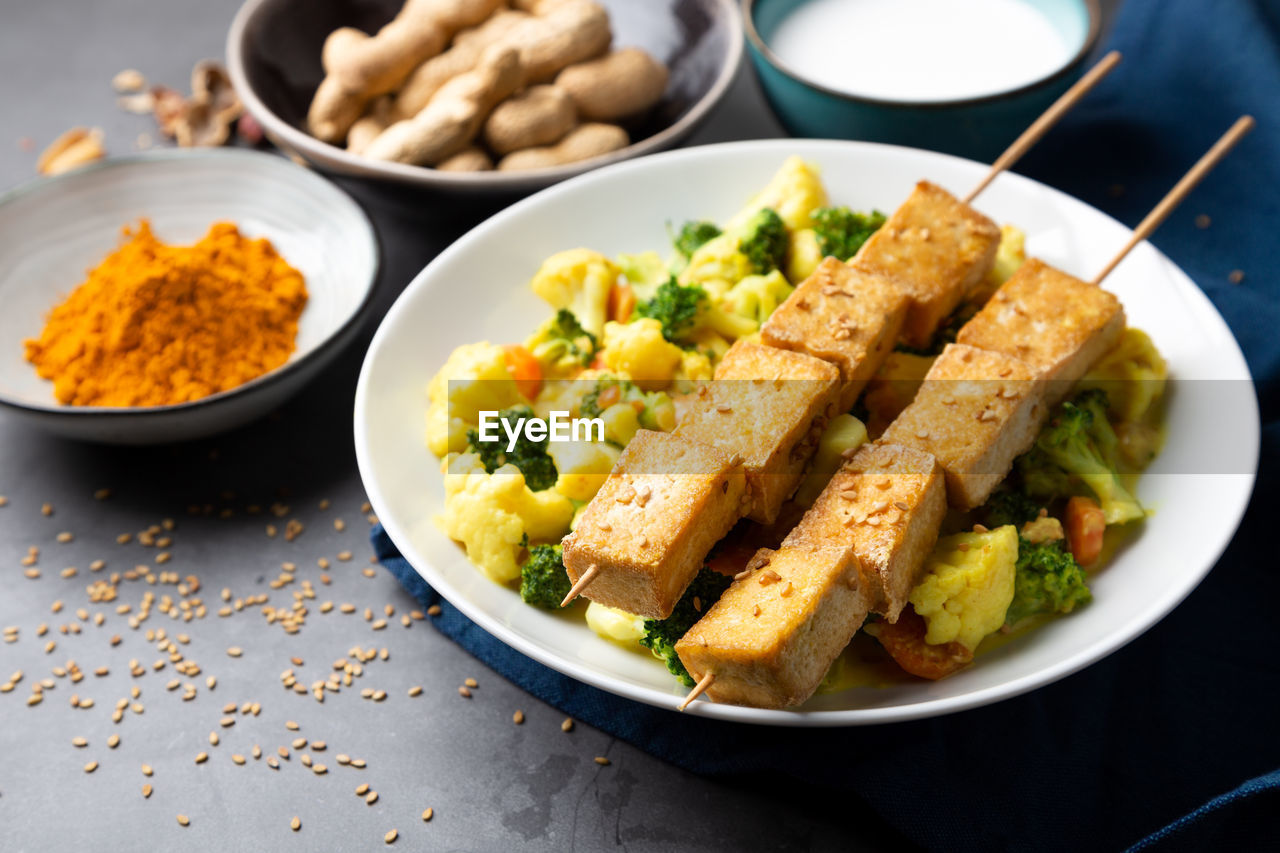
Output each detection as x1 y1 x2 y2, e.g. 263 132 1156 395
0 149 378 444
354 139 1259 726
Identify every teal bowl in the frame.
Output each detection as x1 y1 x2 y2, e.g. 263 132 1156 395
744 0 1101 161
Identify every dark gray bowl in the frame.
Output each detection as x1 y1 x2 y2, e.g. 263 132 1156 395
227 0 743 193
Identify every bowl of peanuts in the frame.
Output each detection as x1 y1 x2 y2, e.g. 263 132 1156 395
228 0 744 192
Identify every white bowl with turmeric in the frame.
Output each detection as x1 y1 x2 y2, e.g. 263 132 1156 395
0 148 378 444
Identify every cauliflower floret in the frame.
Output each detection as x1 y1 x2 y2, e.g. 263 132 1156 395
909 525 1019 651
1079 327 1168 423
718 270 795 334
599 318 683 391
788 227 823 284
615 251 669 300
529 249 619 338
585 601 647 644
599 402 641 446
972 224 1028 303
676 349 713 383
426 342 520 457
794 414 868 507
726 155 827 232
546 439 620 502
437 452 575 584
678 231 753 300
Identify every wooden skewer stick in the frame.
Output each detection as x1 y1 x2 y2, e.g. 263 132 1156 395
559 563 599 608
964 50 1123 205
678 672 715 711
1092 115 1255 286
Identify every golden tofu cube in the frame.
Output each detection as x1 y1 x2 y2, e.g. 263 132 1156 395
674 442 945 707
957 258 1125 402
853 181 1001 349
760 257 908 411
881 344 1047 509
675 340 840 524
787 442 947 620
675 545 869 709
561 430 747 619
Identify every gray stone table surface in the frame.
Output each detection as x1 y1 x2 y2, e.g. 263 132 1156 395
0 1 918 851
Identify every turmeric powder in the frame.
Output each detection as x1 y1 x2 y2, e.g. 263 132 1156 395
24 220 308 407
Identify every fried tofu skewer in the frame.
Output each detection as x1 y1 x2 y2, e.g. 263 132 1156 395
964 51 1122 204
564 62 1125 613
676 120 1256 710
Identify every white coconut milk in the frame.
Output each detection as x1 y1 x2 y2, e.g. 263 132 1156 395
767 0 1075 102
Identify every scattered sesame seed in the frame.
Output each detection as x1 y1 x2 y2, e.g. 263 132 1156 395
291 816 301 832
384 829 398 844
427 605 442 617
513 710 525 725
594 757 611 766
195 753 208 764
226 647 243 658
141 764 153 776
142 784 153 798
561 718 574 732
464 678 478 688
366 791 379 805
84 761 99 773
176 815 190 827
108 734 120 749
232 754 246 765
422 807 434 822
1228 269 1245 284
458 686 471 698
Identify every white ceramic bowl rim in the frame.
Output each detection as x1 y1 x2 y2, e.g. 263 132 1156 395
0 147 381 419
226 0 745 190
741 0 1102 110
354 138 1260 726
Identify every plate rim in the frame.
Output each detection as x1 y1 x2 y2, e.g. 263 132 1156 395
0 147 382 420
354 137 1261 726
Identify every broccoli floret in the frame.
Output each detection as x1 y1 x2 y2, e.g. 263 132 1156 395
1005 538 1091 625
525 308 596 373
812 206 886 261
673 221 722 261
634 277 707 343
549 308 596 356
465 404 558 492
1018 389 1144 525
639 568 732 686
983 489 1044 529
737 208 789 274
519 544 572 610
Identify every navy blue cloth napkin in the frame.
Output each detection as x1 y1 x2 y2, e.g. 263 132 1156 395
374 0 1280 848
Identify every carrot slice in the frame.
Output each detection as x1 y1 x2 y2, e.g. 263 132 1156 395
608 283 636 323
874 607 973 681
503 344 543 401
1065 495 1106 566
